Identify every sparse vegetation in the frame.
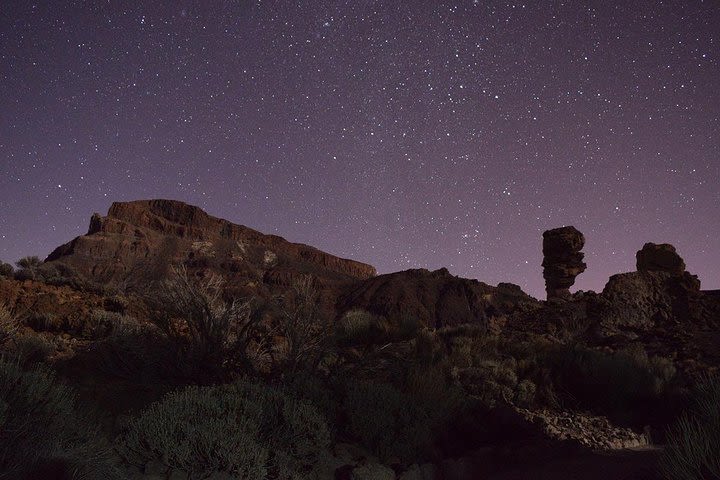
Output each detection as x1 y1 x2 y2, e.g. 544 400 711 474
0 262 13 278
0 358 116 479
14 255 42 281
659 375 720 480
145 265 268 377
117 379 331 479
336 309 392 347
343 380 435 462
275 275 332 374
0 304 17 345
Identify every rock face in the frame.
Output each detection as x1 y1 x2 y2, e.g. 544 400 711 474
636 242 686 275
339 268 539 329
542 227 586 301
45 200 376 296
590 270 702 333
588 242 702 333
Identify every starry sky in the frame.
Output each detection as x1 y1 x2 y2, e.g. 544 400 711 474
1 1 718 298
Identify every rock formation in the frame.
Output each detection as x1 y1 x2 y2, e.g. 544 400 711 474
541 226 587 301
339 268 539 329
45 200 376 297
636 242 686 275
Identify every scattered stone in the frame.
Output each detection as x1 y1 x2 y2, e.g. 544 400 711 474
542 226 587 301
517 408 650 451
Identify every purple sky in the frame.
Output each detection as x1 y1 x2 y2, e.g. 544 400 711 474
1 1 718 298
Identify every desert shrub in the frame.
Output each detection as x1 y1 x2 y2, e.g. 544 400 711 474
275 276 332 374
0 262 13 278
659 375 720 480
23 311 58 332
343 380 443 462
280 372 339 429
342 381 459 463
0 304 17 345
0 358 117 479
117 380 331 479
6 333 56 366
396 312 423 340
82 310 133 339
145 265 267 377
336 309 392 347
543 345 680 420
14 255 42 281
445 335 537 407
93 321 196 383
103 295 128 314
452 359 522 408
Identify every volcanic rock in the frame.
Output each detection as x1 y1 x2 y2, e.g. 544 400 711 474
339 268 539 329
45 200 376 300
542 226 587 301
589 269 703 334
636 242 686 275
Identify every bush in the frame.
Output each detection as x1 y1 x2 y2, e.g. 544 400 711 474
343 380 441 462
336 309 392 347
0 358 117 479
0 304 17 345
6 333 56 366
0 262 13 278
117 380 331 479
542 345 680 421
659 375 720 480
446 335 536 408
280 372 339 430
14 256 42 281
275 276 332 374
145 265 267 377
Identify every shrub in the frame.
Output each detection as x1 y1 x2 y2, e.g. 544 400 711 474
145 265 267 377
343 380 438 462
117 380 331 479
659 375 720 480
6 333 55 366
280 372 339 430
24 312 58 332
0 262 13 278
542 345 680 421
0 358 117 479
275 276 332 374
452 359 522 408
446 335 536 408
0 304 17 345
14 256 42 281
336 309 392 347
82 310 132 339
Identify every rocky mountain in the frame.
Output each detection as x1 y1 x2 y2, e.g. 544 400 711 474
45 199 376 296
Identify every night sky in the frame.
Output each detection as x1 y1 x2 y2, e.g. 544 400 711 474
1 1 718 298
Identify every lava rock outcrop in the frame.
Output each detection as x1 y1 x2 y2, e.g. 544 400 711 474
636 242 686 275
339 267 539 329
45 199 376 294
542 226 587 301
